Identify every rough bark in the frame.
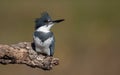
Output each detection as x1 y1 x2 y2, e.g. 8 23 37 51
0 42 59 70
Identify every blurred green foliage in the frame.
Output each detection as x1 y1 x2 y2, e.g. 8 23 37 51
0 0 120 75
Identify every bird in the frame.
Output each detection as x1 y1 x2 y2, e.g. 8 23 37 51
33 12 64 56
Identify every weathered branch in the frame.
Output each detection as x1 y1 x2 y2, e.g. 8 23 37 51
0 42 59 70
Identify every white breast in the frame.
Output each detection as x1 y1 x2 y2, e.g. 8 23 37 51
33 36 53 55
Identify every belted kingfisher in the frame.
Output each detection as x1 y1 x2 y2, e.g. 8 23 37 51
33 12 64 56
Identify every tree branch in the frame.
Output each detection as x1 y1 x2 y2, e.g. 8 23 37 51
0 42 59 70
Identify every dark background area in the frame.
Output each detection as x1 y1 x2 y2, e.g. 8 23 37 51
0 0 120 75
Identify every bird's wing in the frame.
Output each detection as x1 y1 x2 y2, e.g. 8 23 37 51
49 36 55 56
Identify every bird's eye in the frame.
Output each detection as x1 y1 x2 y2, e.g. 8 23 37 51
44 20 49 23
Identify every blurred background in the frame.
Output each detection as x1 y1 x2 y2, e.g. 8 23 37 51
0 0 120 75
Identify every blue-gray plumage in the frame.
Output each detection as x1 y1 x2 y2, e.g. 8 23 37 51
34 31 53 42
33 12 64 56
35 12 52 30
49 36 55 56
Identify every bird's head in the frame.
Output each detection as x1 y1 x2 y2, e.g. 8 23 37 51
35 12 64 30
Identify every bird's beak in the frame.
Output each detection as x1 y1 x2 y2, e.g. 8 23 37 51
52 19 64 23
